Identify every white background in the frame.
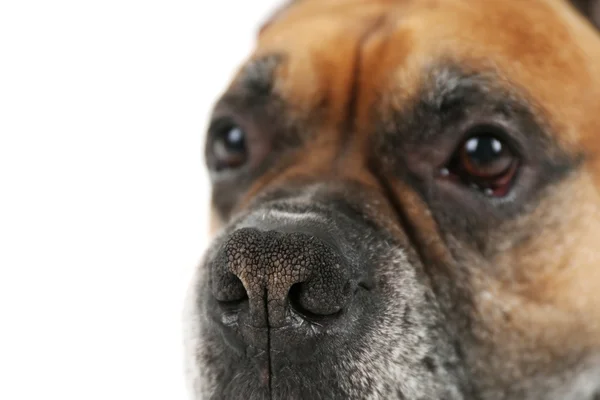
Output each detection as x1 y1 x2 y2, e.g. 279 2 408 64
0 0 280 398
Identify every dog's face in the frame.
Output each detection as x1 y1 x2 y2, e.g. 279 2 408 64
186 1 600 398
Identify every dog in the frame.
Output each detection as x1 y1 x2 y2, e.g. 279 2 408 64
185 0 600 398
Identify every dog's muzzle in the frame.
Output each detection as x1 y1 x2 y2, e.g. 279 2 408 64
194 185 467 399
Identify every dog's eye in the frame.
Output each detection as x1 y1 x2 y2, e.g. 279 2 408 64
210 122 248 171
442 126 519 197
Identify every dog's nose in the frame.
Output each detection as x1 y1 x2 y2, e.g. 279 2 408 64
210 227 353 328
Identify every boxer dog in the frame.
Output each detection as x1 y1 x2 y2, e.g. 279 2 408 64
185 0 600 398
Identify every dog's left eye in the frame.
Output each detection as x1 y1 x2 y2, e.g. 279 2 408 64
442 125 519 197
209 121 248 171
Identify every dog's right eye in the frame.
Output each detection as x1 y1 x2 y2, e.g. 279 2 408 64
209 120 248 171
440 125 520 198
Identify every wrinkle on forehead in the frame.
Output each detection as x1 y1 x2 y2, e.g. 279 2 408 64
256 0 600 149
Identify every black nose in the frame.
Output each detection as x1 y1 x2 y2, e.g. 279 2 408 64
210 227 353 328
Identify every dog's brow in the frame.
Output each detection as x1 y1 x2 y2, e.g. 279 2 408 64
238 54 282 97
383 63 580 182
394 65 535 144
218 54 284 109
425 66 517 114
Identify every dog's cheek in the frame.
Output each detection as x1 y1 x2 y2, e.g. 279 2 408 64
342 246 468 399
461 174 600 396
483 175 600 321
184 244 231 399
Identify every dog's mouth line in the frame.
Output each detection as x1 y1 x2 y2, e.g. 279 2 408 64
264 287 273 398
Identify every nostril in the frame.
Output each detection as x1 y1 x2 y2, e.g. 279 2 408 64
288 282 347 319
213 272 248 305
288 283 319 318
343 281 353 296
